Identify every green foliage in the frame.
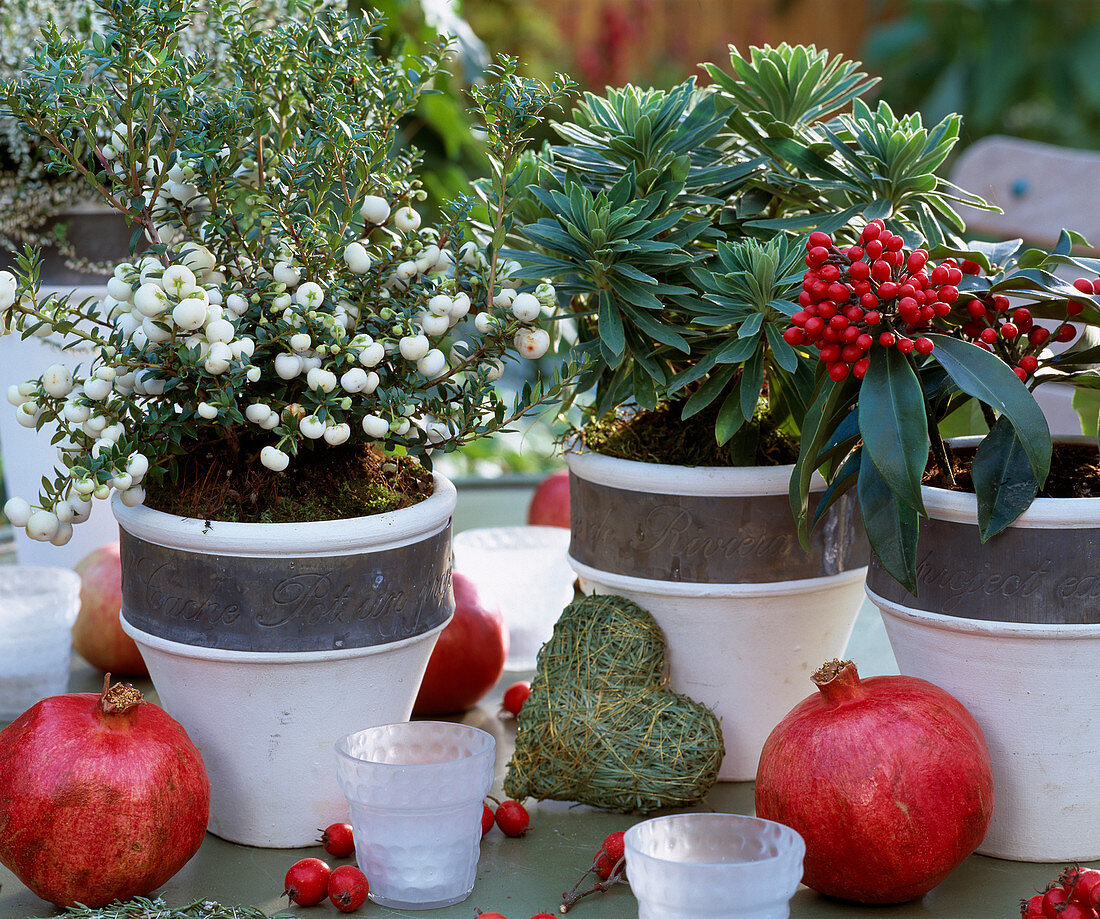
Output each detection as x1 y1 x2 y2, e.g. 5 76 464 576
0 0 580 528
863 0 1100 149
507 44 978 462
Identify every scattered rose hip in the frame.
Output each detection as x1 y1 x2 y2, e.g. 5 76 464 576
591 830 625 880
328 864 369 913
320 821 355 858
284 857 331 907
1020 864 1100 918
481 801 496 836
494 799 530 837
501 681 531 717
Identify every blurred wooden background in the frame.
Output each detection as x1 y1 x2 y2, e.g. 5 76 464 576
539 0 869 88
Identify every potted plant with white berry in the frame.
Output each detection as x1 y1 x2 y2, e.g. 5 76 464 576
0 0 574 847
505 43 987 780
787 220 1100 862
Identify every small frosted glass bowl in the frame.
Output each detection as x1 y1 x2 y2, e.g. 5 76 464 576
624 813 805 919
334 721 496 909
453 525 573 670
0 566 81 721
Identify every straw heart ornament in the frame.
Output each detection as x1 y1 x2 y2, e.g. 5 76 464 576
503 594 724 812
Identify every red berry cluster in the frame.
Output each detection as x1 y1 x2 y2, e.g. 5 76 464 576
284 855 369 913
783 221 974 381
956 292 1078 380
1021 864 1100 918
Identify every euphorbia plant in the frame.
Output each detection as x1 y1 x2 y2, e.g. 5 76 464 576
508 43 986 463
788 223 1100 593
0 0 576 544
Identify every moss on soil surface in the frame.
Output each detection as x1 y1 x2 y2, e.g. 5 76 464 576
923 441 1100 498
144 431 434 523
582 399 800 467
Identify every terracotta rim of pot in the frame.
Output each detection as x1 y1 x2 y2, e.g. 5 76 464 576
867 586 1100 638
120 612 452 663
564 440 825 496
927 434 1098 528
111 472 456 557
570 555 866 598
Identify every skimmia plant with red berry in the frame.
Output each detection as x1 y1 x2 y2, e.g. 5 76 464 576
788 223 1100 593
506 43 987 463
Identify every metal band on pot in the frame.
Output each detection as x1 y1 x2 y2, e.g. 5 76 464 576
568 475 867 583
866 517 1100 625
119 525 454 651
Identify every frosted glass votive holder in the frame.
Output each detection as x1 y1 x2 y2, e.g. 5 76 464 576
453 525 574 670
0 565 81 721
624 813 805 919
334 721 496 909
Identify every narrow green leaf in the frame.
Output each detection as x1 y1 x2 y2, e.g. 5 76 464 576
971 415 1039 541
597 288 625 361
739 347 763 421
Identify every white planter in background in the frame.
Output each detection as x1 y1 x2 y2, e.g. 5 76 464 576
0 292 119 568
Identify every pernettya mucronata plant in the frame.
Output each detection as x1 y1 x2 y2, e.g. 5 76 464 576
0 0 577 544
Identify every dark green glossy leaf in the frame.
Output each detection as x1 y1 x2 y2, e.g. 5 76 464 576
812 445 862 530
859 345 928 514
927 334 1051 485
971 415 1039 541
858 453 919 595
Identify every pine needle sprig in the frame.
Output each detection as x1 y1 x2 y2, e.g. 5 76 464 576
32 897 291 919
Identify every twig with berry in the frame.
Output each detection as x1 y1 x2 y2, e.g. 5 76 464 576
559 831 628 913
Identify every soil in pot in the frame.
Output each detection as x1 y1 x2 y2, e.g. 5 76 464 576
581 397 799 467
143 430 433 523
922 441 1100 498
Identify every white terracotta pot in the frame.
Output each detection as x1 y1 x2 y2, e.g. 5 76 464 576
566 451 868 781
866 472 1100 862
115 475 457 847
122 618 448 848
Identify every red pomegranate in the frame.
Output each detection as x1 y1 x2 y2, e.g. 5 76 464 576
526 469 570 528
0 676 210 907
755 659 993 904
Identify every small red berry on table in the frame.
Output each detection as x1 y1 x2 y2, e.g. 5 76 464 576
495 799 531 837
319 821 355 858
328 864 369 913
481 801 496 836
284 857 331 907
501 680 531 717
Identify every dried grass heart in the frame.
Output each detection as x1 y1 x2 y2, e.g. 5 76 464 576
503 594 724 812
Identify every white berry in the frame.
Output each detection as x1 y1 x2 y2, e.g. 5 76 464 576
394 206 421 232
4 497 32 527
360 195 391 224
511 292 541 323
399 334 429 361
260 446 290 471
